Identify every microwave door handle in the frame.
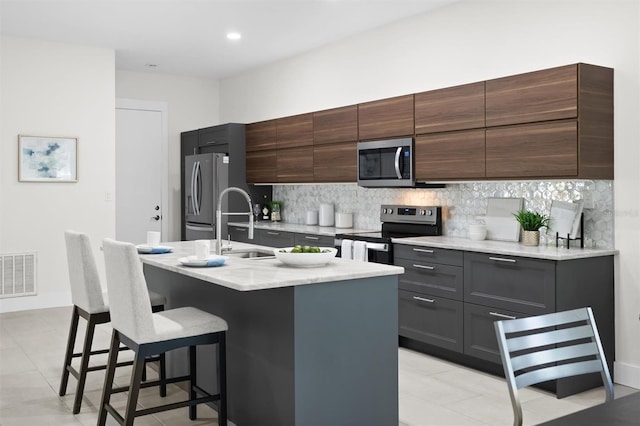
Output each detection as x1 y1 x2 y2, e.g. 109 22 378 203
394 147 402 179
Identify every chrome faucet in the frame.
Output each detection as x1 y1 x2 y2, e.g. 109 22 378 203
216 187 254 254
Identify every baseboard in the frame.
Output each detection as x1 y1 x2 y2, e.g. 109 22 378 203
614 361 640 389
0 291 71 313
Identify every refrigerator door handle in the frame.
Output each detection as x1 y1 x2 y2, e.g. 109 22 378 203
194 161 202 216
190 160 198 215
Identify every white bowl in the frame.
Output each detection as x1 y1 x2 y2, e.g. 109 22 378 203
273 247 337 267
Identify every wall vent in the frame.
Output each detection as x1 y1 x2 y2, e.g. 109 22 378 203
1 253 37 298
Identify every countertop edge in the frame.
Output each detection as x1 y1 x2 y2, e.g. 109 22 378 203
391 236 618 261
228 221 374 237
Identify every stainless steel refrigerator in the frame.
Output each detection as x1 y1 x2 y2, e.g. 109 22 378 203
184 153 229 240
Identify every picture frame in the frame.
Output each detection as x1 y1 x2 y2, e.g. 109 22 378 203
18 135 78 182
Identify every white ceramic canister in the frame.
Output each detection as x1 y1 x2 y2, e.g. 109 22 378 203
306 210 319 225
335 212 353 228
319 203 334 226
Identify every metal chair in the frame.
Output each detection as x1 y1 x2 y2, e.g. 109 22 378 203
59 230 167 414
494 307 613 426
98 238 227 426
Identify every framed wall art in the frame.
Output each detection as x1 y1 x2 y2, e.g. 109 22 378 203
18 135 78 182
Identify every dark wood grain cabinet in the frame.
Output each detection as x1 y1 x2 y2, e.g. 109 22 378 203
313 142 357 182
358 94 414 140
277 113 313 149
246 150 277 183
313 105 358 144
277 146 314 183
415 129 486 180
415 82 485 134
396 243 615 398
246 120 277 152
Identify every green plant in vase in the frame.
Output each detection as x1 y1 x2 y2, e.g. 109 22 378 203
513 210 550 246
269 201 283 222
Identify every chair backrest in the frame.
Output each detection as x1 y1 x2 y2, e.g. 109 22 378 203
102 238 154 342
494 307 613 426
64 230 107 314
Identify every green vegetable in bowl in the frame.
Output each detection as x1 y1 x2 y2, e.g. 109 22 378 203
279 245 332 254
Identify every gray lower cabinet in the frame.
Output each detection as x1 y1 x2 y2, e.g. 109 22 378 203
294 233 334 247
256 229 295 248
228 225 253 244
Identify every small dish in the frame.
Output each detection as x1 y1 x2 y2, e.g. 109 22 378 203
136 245 173 254
273 247 337 267
178 255 227 267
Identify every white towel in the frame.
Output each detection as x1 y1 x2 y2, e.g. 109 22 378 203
353 241 368 262
341 239 353 260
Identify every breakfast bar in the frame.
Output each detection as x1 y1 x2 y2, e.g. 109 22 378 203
140 241 404 426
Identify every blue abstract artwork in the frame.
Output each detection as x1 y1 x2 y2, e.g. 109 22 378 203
19 136 77 182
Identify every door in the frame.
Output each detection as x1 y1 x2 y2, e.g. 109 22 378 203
115 99 168 244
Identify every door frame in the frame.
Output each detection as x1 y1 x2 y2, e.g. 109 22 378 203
115 98 169 240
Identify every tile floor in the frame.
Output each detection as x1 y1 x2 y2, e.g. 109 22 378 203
0 306 636 426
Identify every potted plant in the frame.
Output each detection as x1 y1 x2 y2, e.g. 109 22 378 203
513 210 551 246
269 201 283 222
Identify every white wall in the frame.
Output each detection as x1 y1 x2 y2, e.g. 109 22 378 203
115 71 220 240
0 36 116 312
219 0 640 387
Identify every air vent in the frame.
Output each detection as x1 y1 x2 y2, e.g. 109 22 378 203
1 253 37 298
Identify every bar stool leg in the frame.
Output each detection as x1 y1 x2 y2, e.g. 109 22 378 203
72 312 97 414
159 352 167 397
189 345 197 420
123 350 147 426
218 334 227 426
98 331 120 426
59 306 80 397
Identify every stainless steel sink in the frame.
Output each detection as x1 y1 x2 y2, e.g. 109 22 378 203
224 249 275 259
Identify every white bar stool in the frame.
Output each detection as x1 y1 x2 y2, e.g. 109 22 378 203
98 238 228 426
59 230 167 414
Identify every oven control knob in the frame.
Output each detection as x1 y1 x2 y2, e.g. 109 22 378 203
421 209 432 216
383 208 391 215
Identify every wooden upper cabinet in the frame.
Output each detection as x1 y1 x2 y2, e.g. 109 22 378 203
276 113 313 149
415 130 486 180
415 82 485 134
313 105 358 145
314 141 357 182
486 64 578 127
358 94 414 140
486 121 578 178
277 146 314 183
246 150 277 183
246 120 276 152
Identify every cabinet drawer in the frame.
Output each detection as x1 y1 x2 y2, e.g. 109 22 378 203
294 233 335 247
228 226 252 244
464 252 555 315
396 258 463 301
394 245 463 266
463 303 529 364
198 126 228 147
399 290 463 353
257 229 295 248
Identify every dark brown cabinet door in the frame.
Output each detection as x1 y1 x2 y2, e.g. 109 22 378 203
415 82 485 134
486 64 578 127
313 105 358 145
415 129 486 180
358 94 414 140
277 146 313 183
313 142 356 182
246 150 277 183
246 120 277 152
277 113 313 149
486 121 577 178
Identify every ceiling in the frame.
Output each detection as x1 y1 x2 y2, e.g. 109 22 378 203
0 0 458 80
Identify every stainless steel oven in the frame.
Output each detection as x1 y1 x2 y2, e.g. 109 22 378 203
334 204 442 264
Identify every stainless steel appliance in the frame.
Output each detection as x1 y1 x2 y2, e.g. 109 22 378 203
334 205 442 264
184 153 229 240
357 138 414 187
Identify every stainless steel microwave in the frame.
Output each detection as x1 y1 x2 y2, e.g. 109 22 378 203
357 138 414 187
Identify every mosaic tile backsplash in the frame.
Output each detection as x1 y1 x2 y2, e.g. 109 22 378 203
273 180 614 249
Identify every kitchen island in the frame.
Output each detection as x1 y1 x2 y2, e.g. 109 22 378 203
140 241 403 426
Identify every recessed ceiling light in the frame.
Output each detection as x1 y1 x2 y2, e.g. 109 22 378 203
226 32 242 41
144 63 158 68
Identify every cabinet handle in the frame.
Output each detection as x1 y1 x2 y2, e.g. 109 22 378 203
489 256 516 263
412 264 435 270
413 296 435 303
267 232 280 236
489 312 517 320
413 248 434 253
304 236 319 240
233 227 247 232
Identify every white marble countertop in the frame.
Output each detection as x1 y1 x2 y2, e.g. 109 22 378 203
140 241 403 291
228 221 375 236
392 236 618 261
